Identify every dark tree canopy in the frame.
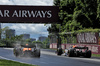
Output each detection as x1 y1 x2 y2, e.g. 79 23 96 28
48 0 100 34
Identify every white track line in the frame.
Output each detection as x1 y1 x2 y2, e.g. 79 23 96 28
70 57 100 62
3 48 13 50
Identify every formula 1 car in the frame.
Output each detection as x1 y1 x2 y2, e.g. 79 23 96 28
13 43 40 58
65 46 91 58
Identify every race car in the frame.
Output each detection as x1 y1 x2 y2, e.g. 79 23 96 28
13 43 40 58
64 46 91 58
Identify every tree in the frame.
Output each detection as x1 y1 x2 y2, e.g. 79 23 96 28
42 38 49 48
53 0 60 6
73 0 98 28
53 0 100 31
14 35 23 41
0 26 9 47
47 24 59 34
47 0 100 44
26 39 31 43
32 41 44 48
0 26 9 39
47 0 61 34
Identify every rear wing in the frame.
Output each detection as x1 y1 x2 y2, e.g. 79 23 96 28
21 45 36 48
74 47 88 50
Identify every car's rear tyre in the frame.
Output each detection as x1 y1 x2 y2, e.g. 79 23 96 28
76 51 80 57
57 48 63 56
13 49 22 57
35 49 40 57
13 49 19 57
85 50 91 58
68 49 74 57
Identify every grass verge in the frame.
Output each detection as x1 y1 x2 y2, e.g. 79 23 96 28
92 54 100 57
0 59 37 66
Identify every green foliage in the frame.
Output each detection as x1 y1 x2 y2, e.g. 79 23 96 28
32 41 43 44
48 0 100 44
97 0 100 17
76 28 100 33
92 54 100 57
74 0 98 28
0 26 24 47
32 38 49 49
32 41 44 48
0 26 9 31
14 35 23 41
0 59 36 66
26 39 32 43
47 24 59 34
53 0 60 6
0 34 24 47
61 36 67 44
0 42 6 46
42 38 49 48
57 0 100 31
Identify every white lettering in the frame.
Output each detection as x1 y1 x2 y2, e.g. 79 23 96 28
92 46 98 53
19 10 21 17
27 11 37 17
22 10 27 17
4 10 10 17
77 33 97 43
47 10 52 18
0 10 3 17
12 10 18 17
11 10 52 18
36 11 42 18
41 11 47 18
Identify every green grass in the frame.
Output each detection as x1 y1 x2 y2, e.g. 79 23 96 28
92 54 100 57
0 59 37 66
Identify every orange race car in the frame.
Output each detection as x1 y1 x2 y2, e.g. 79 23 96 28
13 43 40 58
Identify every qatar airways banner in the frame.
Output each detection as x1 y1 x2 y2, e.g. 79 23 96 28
77 33 99 44
0 5 59 23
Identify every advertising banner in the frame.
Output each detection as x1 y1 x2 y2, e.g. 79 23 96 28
77 33 99 44
0 5 59 23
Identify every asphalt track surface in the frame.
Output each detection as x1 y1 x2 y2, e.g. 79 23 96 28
0 48 100 66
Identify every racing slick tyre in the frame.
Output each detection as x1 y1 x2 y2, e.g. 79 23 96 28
57 48 63 56
76 51 80 57
34 49 40 57
85 50 91 58
13 49 20 57
68 49 74 57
